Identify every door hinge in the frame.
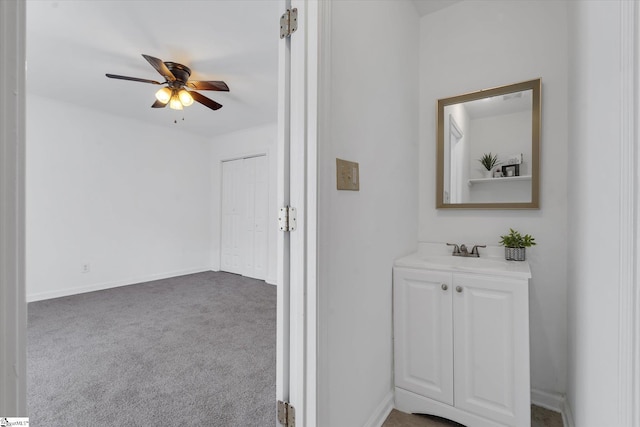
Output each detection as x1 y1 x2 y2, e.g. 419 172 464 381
280 8 298 39
278 206 297 232
277 400 295 426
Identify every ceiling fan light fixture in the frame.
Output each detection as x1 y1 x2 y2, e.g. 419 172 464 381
155 87 172 104
106 55 227 112
169 94 184 110
178 89 194 107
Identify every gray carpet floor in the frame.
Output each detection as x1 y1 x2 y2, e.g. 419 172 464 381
27 271 276 427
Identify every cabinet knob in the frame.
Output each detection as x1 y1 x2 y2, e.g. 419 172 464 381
456 286 463 293
441 284 448 291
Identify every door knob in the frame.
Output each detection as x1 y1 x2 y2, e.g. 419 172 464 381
456 286 463 293
441 284 448 291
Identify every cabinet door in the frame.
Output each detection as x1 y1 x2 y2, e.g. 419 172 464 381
394 268 453 405
453 273 530 426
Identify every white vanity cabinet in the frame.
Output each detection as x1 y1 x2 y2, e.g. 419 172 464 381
393 255 531 427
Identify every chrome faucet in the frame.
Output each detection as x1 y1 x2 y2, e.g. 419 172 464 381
447 243 486 258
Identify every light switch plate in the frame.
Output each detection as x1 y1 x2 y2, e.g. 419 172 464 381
336 158 359 191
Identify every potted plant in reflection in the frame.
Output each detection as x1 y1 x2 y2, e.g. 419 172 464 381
499 228 536 261
478 152 500 178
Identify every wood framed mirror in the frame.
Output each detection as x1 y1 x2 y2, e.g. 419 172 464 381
436 79 541 209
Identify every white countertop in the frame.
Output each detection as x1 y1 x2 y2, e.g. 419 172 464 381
395 246 531 279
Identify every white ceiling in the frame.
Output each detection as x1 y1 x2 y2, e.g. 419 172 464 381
26 0 280 138
462 89 533 120
412 0 462 17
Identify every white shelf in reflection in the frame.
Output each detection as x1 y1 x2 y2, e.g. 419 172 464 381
467 175 532 186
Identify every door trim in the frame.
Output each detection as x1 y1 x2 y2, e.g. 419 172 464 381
619 1 639 425
0 0 27 416
284 0 321 425
276 0 292 419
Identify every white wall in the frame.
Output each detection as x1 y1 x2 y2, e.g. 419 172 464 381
318 1 419 425
419 0 569 396
26 95 212 301
567 2 623 425
468 110 531 178
467 111 532 203
209 123 277 284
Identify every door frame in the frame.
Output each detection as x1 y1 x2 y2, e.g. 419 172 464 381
619 1 639 425
277 0 320 425
0 0 320 420
0 0 27 416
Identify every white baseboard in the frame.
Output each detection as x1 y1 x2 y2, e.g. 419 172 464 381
531 388 565 412
531 388 574 427
27 267 212 302
363 391 394 427
211 265 276 286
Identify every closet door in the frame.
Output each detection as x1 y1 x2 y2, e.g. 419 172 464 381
221 155 268 280
221 159 243 275
241 156 268 280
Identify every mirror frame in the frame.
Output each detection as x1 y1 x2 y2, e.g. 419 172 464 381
436 78 541 209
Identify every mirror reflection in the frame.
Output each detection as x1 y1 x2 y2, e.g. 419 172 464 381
436 79 540 209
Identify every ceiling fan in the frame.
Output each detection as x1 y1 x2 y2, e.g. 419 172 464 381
106 54 229 111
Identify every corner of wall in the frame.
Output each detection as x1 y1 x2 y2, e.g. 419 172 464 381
362 391 394 427
530 388 575 427
562 399 576 427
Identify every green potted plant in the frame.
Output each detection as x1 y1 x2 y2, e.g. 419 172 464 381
478 152 500 178
499 228 536 261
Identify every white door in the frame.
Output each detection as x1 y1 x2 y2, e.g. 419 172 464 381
394 268 454 405
221 155 268 281
221 159 243 275
449 115 463 203
453 273 530 426
277 0 319 424
242 155 268 280
253 156 268 280
276 0 293 420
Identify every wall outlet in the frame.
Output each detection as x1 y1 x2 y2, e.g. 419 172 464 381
336 158 359 191
81 263 90 273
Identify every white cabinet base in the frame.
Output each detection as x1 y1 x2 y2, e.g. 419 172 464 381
395 387 513 427
393 254 532 427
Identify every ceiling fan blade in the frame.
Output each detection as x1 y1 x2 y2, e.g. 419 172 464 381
186 80 230 91
191 91 222 110
105 73 163 85
151 100 167 108
142 54 175 82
